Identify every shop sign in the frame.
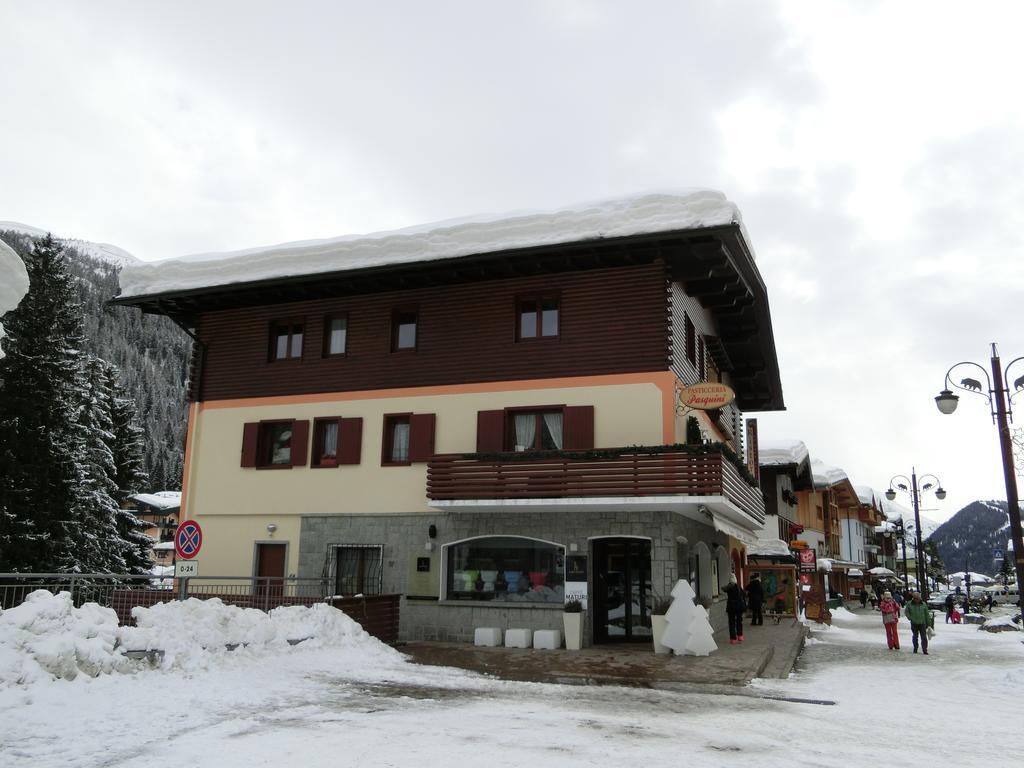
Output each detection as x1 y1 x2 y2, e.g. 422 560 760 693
565 555 588 609
789 540 809 549
798 548 817 573
678 383 736 411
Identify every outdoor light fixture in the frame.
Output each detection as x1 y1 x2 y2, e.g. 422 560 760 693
935 389 959 415
936 343 1024 604
886 470 946 599
266 523 277 535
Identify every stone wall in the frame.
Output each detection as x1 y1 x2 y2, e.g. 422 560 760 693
298 509 730 643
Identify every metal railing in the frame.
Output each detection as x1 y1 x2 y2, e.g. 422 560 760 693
0 573 332 623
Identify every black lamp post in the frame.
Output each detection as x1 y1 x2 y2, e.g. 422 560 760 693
936 343 1024 606
886 472 946 600
889 517 910 589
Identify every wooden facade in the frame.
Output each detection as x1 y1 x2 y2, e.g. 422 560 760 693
193 262 668 402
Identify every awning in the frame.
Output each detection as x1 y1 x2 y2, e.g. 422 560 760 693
712 515 759 547
848 568 864 577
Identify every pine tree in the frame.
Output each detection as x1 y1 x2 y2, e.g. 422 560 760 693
0 235 89 572
104 361 153 572
73 355 126 572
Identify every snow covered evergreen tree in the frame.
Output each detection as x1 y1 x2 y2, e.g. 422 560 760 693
103 361 153 572
0 235 90 571
73 355 127 573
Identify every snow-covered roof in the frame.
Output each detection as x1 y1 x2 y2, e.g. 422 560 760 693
854 485 888 508
758 439 809 468
130 491 182 510
117 190 745 298
748 539 793 557
811 458 848 489
152 541 175 551
948 571 995 583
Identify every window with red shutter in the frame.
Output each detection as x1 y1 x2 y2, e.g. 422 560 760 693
312 417 343 467
337 417 363 465
562 406 594 450
476 410 505 453
409 413 436 462
290 420 309 466
241 422 259 467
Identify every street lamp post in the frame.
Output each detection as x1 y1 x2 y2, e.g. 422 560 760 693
886 472 946 600
893 518 910 589
936 343 1024 606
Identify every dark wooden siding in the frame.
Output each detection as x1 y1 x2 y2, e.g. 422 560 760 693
195 262 669 401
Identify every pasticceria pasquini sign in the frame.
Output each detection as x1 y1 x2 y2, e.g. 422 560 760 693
677 382 737 411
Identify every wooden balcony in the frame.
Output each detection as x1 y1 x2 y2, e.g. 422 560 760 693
427 447 765 522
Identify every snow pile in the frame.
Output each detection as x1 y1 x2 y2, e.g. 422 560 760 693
979 615 1021 633
0 591 127 687
122 598 401 671
0 591 400 688
0 238 30 359
118 190 746 297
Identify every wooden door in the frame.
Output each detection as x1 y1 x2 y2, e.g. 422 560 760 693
256 543 286 606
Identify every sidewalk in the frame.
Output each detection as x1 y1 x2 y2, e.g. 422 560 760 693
401 619 807 688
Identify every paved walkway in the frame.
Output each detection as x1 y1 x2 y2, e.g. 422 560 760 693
401 618 807 688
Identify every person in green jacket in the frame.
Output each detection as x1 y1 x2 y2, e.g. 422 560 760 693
904 592 932 654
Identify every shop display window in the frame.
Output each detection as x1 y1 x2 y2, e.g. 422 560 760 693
445 536 565 603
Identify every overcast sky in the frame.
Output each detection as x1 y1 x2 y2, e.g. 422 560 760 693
2 1 1023 524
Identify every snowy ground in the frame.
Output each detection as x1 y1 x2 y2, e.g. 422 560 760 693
1 601 1021 767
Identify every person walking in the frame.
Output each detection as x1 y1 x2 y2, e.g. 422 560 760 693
984 592 994 612
724 574 745 644
904 592 931 654
746 573 764 626
944 593 955 623
859 587 868 609
879 590 901 650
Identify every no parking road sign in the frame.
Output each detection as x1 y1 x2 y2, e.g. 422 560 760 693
174 520 203 560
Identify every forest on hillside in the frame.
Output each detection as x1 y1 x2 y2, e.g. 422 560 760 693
0 229 190 490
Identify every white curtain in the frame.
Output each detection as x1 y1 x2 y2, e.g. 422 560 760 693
392 421 410 462
543 412 563 449
514 414 536 452
322 421 338 457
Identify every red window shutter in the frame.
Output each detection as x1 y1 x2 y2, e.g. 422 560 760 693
476 409 505 452
241 422 259 467
563 406 594 450
409 413 436 462
290 420 310 467
337 417 363 465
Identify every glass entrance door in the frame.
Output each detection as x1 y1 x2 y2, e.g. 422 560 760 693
593 538 653 643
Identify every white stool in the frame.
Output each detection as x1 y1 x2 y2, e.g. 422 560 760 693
504 628 533 648
474 627 503 647
533 629 562 650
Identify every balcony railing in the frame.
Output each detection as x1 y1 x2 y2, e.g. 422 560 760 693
427 447 765 520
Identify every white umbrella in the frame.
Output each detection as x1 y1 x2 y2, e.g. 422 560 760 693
869 566 896 576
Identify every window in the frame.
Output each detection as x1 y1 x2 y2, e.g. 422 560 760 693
391 308 417 351
311 416 363 467
270 320 304 361
446 536 565 603
383 414 411 464
517 295 559 340
698 336 706 381
381 413 435 465
508 410 563 451
240 420 309 468
332 544 383 596
313 418 339 466
323 314 347 356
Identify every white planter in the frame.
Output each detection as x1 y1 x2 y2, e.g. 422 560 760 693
563 612 583 650
651 615 670 654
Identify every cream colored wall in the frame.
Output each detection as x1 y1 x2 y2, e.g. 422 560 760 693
195 515 303 577
187 381 664 528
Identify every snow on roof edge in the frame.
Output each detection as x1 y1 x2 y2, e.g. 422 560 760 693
117 190 745 299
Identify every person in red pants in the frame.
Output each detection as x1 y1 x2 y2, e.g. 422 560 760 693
880 590 901 650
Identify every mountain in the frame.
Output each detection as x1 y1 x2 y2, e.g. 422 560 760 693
0 226 190 490
927 500 1010 576
0 221 139 268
